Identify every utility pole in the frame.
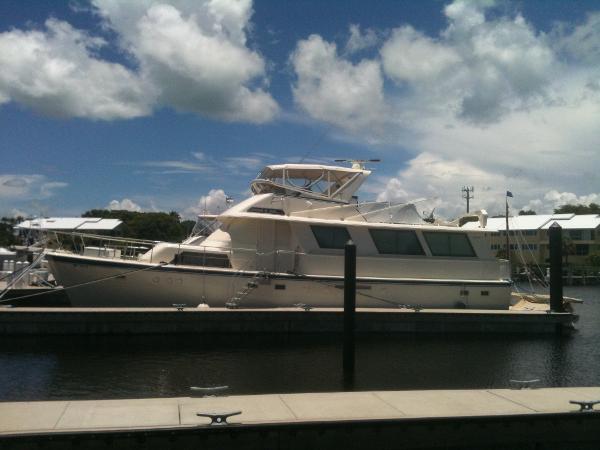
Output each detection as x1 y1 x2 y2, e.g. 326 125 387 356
462 186 474 213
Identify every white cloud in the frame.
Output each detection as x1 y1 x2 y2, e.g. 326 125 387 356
381 26 460 85
9 208 29 219
0 1 278 122
0 19 151 119
139 151 269 175
291 34 386 133
40 181 69 197
142 160 210 173
381 1 555 123
223 156 264 172
0 174 68 217
374 153 519 218
0 174 68 199
553 12 600 64
107 198 142 212
290 0 600 219
184 188 231 217
524 191 600 214
345 24 380 54
93 0 278 122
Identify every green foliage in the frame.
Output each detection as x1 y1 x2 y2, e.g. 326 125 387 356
0 217 20 247
562 236 576 266
518 209 536 215
554 203 600 214
588 253 600 267
81 209 191 242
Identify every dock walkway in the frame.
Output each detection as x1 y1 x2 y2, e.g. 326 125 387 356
1 387 600 449
0 306 575 335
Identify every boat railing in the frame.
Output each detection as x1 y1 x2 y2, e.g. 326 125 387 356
48 230 159 261
46 230 301 273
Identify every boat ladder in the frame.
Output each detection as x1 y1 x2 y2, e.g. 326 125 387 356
225 272 267 309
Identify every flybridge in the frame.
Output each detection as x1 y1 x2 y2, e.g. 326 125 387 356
250 164 371 203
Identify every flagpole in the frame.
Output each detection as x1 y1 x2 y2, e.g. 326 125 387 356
505 193 511 277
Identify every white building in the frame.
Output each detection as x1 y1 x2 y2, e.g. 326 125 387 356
461 214 600 266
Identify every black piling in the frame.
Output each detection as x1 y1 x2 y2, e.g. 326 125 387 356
343 239 356 389
549 222 565 313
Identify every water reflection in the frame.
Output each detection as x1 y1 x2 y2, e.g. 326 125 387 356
0 286 598 401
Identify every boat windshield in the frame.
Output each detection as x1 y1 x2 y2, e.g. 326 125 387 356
190 215 220 238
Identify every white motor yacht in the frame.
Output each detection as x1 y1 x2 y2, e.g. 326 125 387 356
46 161 511 309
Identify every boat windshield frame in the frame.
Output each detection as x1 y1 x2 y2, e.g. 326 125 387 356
251 166 364 202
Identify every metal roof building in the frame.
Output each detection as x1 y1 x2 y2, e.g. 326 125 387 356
15 218 122 231
461 214 600 231
462 214 600 268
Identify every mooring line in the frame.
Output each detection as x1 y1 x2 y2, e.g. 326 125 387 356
0 261 168 304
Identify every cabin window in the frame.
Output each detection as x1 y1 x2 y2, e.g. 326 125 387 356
369 229 424 255
311 225 351 249
173 252 231 268
423 232 476 257
248 207 285 215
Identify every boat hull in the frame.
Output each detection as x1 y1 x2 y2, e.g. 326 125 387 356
46 253 512 309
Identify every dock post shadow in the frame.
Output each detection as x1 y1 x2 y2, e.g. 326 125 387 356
549 222 565 313
343 239 356 390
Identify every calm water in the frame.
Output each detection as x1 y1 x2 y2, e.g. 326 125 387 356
1 286 599 402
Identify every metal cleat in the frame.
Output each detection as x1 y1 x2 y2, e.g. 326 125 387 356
509 379 540 389
172 303 187 311
293 303 312 311
196 411 241 425
190 386 229 397
570 400 600 412
225 301 239 309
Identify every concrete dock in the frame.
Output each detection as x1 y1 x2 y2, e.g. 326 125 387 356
1 387 599 449
0 306 576 335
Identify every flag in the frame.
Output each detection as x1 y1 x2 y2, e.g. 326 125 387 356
506 191 513 198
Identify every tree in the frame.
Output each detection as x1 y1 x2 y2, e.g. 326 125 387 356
562 236 576 266
554 203 600 214
518 210 536 215
0 217 20 247
81 210 192 242
588 253 600 267
495 248 507 259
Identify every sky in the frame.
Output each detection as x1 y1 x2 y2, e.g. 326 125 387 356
0 0 599 220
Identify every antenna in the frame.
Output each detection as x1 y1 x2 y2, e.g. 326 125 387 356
334 159 381 170
461 186 474 213
423 208 435 223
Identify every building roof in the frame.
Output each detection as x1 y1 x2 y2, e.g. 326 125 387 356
15 217 122 231
462 214 600 231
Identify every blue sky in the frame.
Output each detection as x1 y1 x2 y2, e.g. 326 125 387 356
1 0 599 219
